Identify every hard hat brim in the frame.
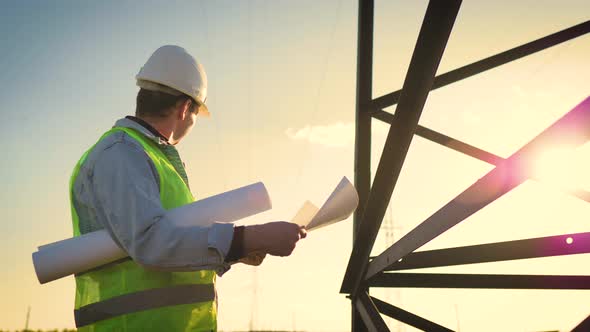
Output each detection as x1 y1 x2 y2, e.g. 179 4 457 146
197 101 210 117
136 78 210 117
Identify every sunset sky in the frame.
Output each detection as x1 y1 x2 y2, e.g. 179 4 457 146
1 1 589 331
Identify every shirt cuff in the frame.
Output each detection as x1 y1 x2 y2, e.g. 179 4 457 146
207 222 235 260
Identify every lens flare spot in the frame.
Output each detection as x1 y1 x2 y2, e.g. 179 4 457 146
529 144 590 192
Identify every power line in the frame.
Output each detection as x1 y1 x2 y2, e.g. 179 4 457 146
294 0 344 185
201 1 229 191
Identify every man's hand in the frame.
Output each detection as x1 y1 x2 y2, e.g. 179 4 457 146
238 252 266 266
243 222 307 257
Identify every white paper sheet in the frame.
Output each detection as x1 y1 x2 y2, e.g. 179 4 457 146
292 201 319 227
292 177 359 231
33 182 272 284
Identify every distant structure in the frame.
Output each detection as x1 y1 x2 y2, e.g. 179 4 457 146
380 206 404 332
249 267 258 331
341 0 590 331
24 306 30 331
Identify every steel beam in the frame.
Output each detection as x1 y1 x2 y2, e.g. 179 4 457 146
568 189 590 203
353 0 374 330
369 273 590 290
572 315 590 332
371 296 454 332
387 232 590 271
372 110 504 165
365 96 590 280
341 0 462 295
373 110 590 203
354 0 374 239
355 292 390 332
368 20 590 111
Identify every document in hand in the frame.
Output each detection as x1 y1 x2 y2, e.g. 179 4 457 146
292 177 359 231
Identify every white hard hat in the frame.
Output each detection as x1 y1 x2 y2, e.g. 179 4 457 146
136 45 209 116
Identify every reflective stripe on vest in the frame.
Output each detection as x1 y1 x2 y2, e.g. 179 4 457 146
75 283 215 327
71 127 217 331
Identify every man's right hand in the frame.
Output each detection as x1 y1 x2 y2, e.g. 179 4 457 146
243 222 307 257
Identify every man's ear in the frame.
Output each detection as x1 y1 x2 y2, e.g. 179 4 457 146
177 98 191 120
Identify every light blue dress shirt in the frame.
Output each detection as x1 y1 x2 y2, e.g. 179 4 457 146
72 117 234 275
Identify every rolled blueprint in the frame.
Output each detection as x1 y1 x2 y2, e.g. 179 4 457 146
33 230 129 284
33 182 271 284
168 182 271 228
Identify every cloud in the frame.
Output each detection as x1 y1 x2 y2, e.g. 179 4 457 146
285 122 355 148
285 121 391 148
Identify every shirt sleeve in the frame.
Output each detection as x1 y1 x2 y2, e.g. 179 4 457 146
89 136 235 275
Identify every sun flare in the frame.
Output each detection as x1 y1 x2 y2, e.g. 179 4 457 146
530 144 590 192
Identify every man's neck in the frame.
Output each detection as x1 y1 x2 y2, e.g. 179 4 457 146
143 117 173 140
128 115 176 144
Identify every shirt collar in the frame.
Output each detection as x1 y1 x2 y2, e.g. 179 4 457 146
113 116 170 145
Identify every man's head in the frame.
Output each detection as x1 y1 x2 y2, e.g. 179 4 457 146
135 87 202 143
134 45 209 144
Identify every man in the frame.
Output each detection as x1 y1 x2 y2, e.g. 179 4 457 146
70 45 306 331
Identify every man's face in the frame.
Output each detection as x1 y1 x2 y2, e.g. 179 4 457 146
172 100 199 145
183 108 198 136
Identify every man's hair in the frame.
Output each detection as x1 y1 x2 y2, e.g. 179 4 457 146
135 88 197 118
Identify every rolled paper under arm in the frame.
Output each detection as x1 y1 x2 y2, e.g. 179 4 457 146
33 182 272 284
33 230 128 284
168 182 272 227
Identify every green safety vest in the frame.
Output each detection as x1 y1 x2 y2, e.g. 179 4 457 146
70 127 217 331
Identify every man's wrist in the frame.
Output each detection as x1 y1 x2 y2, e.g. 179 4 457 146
225 226 245 262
